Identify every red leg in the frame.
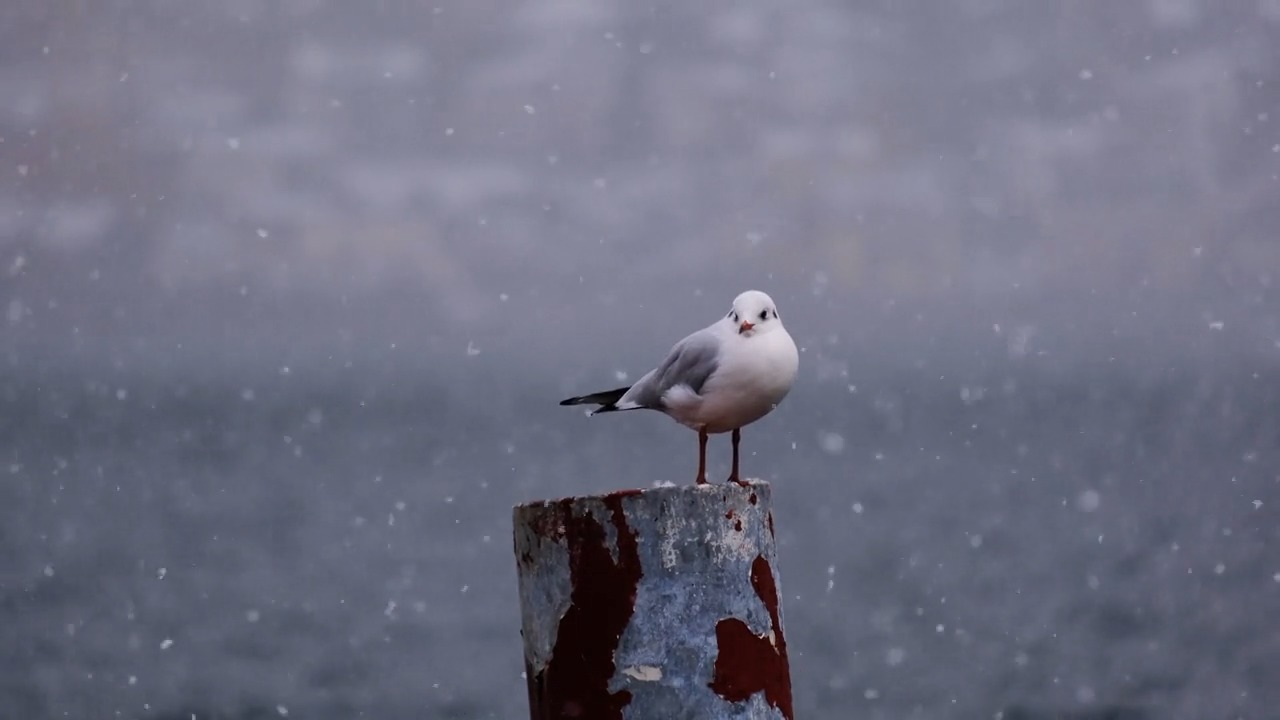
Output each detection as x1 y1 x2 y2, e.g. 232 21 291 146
728 428 748 486
695 429 709 485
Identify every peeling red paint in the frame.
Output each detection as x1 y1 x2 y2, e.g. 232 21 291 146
708 555 793 720
748 492 758 506
725 509 744 532
525 492 642 720
767 511 775 538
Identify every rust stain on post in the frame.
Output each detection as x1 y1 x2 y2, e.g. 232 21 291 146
725 509 743 532
525 492 643 720
708 554 794 720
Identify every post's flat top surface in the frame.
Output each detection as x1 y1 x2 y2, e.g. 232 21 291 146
513 477 771 512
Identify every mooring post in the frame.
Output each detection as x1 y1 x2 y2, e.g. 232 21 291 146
512 479 793 720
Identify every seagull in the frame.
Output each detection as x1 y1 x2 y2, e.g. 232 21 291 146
560 290 799 485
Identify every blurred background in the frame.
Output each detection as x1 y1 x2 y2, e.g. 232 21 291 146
2 1 1279 718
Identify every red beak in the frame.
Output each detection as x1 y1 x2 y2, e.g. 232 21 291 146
739 321 755 334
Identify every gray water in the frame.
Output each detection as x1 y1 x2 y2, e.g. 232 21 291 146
3 1 1279 718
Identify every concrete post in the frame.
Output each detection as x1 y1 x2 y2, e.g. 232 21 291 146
512 479 793 720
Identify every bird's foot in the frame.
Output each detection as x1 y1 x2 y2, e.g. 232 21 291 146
726 475 750 487
695 475 709 485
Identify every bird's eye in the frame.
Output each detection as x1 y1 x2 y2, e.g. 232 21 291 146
758 310 769 321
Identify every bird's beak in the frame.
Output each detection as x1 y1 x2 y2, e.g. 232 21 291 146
739 321 755 334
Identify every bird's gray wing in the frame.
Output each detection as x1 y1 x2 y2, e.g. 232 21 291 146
622 329 722 409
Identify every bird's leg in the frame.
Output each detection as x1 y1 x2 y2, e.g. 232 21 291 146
695 428 709 485
728 427 749 486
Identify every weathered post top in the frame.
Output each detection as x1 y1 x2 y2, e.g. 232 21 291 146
513 479 793 720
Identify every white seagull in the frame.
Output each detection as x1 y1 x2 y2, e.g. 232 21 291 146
560 290 799 485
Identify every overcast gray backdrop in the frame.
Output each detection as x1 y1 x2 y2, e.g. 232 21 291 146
2 1 1279 719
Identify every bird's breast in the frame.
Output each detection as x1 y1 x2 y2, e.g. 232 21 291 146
693 331 798 433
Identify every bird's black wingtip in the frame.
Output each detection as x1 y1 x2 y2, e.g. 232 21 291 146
559 385 631 409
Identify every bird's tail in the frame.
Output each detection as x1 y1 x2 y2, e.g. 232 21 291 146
559 385 632 415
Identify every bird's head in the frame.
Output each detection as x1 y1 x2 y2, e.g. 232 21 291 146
725 290 783 337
